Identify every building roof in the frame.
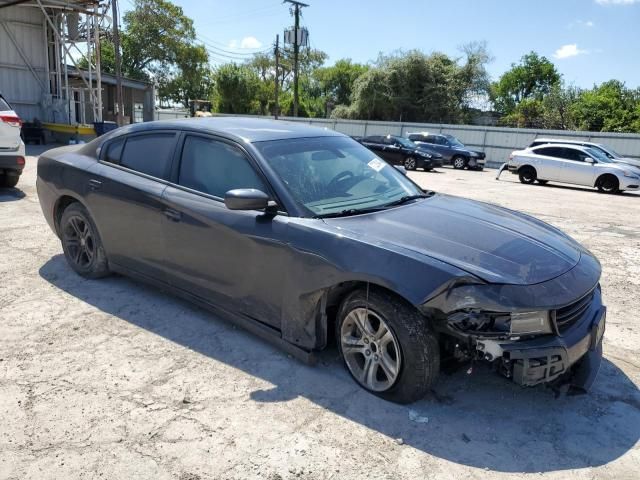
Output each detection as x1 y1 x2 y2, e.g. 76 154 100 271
66 67 152 91
113 117 345 143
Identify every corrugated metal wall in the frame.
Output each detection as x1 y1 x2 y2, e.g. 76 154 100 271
0 6 47 120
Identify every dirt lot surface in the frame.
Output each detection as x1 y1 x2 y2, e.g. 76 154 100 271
1 148 639 480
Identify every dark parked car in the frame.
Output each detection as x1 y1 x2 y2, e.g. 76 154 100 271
358 135 443 171
37 118 605 403
407 132 486 170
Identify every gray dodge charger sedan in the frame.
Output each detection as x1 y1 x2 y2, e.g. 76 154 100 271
37 118 606 403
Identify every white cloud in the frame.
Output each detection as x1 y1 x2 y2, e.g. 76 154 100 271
569 19 595 28
227 36 262 50
595 0 639 5
553 44 589 59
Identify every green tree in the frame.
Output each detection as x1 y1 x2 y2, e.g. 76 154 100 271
314 59 369 106
570 80 640 132
491 52 561 115
158 44 214 108
214 63 260 114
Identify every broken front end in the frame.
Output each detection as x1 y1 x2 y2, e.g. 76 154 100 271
422 253 605 392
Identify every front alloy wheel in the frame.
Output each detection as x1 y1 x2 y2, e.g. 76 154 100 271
340 308 401 392
337 288 440 404
403 157 417 170
452 156 467 169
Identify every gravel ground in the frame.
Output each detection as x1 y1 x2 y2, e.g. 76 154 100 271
1 148 639 480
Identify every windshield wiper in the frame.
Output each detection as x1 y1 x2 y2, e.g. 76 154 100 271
382 193 432 208
315 206 386 219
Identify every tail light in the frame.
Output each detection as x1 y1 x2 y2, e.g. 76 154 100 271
16 156 25 166
0 114 22 127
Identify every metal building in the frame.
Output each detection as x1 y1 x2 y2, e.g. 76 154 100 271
0 0 154 128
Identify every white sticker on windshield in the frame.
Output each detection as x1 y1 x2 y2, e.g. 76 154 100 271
368 158 386 172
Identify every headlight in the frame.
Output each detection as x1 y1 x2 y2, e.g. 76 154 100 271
469 152 479 157
418 151 432 158
510 311 552 335
448 310 552 336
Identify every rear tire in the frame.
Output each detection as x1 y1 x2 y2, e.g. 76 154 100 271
336 288 440 404
518 166 537 184
597 175 619 194
0 174 19 188
452 156 467 170
60 203 110 279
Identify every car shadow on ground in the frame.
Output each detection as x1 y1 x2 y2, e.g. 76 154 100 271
499 179 640 197
0 187 26 202
39 255 640 473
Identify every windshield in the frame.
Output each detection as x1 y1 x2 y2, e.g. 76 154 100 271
585 147 614 163
255 136 425 217
595 144 622 159
395 137 416 148
444 134 464 147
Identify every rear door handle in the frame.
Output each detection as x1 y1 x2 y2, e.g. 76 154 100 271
164 208 182 222
88 179 102 191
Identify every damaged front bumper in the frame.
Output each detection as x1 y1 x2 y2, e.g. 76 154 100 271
478 291 605 390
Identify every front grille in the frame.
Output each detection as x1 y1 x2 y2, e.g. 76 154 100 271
554 289 595 332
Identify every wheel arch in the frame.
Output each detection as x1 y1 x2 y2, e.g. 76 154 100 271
321 280 424 348
53 194 93 237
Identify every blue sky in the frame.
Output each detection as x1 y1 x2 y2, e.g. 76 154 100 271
122 0 640 88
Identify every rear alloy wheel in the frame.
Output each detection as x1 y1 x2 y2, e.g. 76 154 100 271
597 175 619 194
452 156 467 170
337 288 439 404
518 167 537 184
61 203 110 279
403 157 417 171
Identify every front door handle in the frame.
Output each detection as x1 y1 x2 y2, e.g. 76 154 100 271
164 208 182 222
88 179 102 191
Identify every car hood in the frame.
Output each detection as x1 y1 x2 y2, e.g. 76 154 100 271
323 194 582 285
614 157 640 169
415 145 443 158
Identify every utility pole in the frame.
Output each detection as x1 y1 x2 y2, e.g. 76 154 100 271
111 0 124 125
284 0 308 117
274 34 280 119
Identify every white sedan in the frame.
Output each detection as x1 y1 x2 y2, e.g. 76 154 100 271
0 93 25 188
507 144 640 194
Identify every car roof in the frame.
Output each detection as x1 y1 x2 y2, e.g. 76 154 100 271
530 143 593 152
111 117 345 143
532 138 601 146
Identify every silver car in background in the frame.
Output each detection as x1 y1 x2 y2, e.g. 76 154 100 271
529 138 640 169
508 143 640 194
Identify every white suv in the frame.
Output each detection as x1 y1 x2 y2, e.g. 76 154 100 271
508 144 640 194
0 93 25 188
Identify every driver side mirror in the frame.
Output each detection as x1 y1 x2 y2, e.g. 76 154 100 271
584 157 595 164
225 189 274 211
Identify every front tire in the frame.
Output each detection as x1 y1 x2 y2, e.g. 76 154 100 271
60 203 110 279
452 156 467 170
403 157 417 171
597 175 619 194
336 288 440 404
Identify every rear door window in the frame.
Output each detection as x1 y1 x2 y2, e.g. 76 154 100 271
103 137 124 164
535 147 564 158
119 133 176 179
